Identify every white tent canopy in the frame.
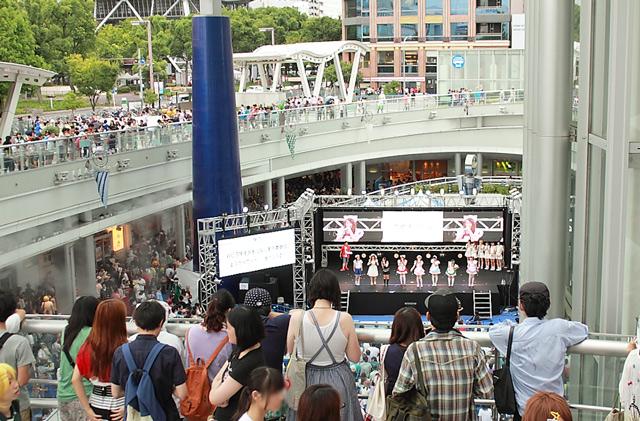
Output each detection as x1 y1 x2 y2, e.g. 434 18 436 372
0 62 56 139
233 41 370 102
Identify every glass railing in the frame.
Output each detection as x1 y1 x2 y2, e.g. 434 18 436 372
20 314 628 419
1 89 524 176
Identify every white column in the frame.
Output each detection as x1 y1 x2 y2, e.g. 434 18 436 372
271 62 282 92
74 236 97 297
263 180 273 209
341 163 353 193
355 161 366 193
347 51 362 103
239 64 248 92
521 0 573 318
53 245 76 314
277 177 286 207
258 64 269 91
455 153 462 176
296 57 311 98
0 81 23 139
476 153 483 176
313 61 326 97
176 205 186 260
333 54 347 100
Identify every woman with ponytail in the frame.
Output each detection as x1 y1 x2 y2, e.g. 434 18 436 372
232 367 285 421
184 290 235 383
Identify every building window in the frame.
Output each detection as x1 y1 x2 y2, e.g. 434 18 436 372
477 0 502 7
377 0 393 17
401 0 418 15
426 56 437 73
425 0 442 15
450 22 468 40
346 25 370 41
450 0 468 15
377 24 394 41
476 22 508 40
345 0 369 17
425 23 443 41
377 51 395 74
401 23 418 40
362 0 370 16
403 51 418 74
362 52 371 68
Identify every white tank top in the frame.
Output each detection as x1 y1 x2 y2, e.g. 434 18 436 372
298 311 348 366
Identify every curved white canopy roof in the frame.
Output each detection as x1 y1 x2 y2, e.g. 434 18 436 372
234 41 370 64
0 62 56 86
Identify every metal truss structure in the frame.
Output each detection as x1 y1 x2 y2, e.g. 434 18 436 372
321 244 467 267
508 197 521 266
95 0 199 30
197 189 315 309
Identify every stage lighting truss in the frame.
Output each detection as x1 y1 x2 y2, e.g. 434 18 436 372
320 244 466 267
197 191 315 309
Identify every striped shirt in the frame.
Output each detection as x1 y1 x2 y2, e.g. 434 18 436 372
392 330 493 421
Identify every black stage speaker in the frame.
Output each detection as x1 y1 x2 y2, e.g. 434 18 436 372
238 275 280 304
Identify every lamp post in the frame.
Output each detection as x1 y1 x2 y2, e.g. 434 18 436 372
259 27 275 45
131 20 154 100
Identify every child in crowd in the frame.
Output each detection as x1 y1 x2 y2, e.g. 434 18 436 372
233 367 285 421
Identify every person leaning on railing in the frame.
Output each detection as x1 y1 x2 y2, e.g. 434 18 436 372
489 282 588 420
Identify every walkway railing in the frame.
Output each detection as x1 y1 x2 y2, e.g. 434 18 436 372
238 89 525 132
1 89 524 176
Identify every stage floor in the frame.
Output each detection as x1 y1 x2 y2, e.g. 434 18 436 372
332 262 511 295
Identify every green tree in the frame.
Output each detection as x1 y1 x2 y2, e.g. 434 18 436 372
324 61 363 85
383 81 401 95
169 17 193 84
573 4 580 42
143 89 158 105
59 91 86 114
68 54 119 111
288 16 342 43
0 0 44 66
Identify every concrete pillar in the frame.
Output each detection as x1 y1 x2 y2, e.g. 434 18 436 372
176 205 186 260
521 0 573 318
455 153 462 176
476 153 483 176
263 180 273 210
355 161 366 193
74 236 97 298
341 163 353 193
52 245 75 314
277 177 286 207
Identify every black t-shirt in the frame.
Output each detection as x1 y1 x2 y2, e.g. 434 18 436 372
261 314 291 371
0 401 20 421
385 343 407 396
214 347 266 421
111 335 187 421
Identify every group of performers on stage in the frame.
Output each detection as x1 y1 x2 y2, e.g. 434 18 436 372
339 240 505 289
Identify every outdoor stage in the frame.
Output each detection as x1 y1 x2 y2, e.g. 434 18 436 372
328 256 514 316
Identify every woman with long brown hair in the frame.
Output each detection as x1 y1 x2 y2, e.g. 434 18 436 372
71 299 128 421
384 307 425 395
297 384 342 421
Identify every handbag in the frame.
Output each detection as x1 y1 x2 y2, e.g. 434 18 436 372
386 345 432 421
604 393 623 421
493 326 517 415
367 345 389 421
285 311 306 410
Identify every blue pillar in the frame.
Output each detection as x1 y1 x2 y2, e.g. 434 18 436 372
192 15 243 271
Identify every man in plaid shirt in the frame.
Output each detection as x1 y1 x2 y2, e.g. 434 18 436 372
393 290 493 420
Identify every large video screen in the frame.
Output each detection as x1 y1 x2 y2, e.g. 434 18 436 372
322 210 504 244
218 229 296 277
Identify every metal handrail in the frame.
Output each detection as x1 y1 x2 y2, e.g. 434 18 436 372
236 88 524 133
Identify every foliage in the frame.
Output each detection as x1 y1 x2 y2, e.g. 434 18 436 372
285 16 342 44
383 81 402 95
143 89 158 105
0 0 44 67
15 97 90 114
59 91 86 112
117 86 132 94
44 125 60 136
67 54 119 111
324 61 363 85
573 4 580 43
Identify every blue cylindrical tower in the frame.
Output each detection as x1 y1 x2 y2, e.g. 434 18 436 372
191 15 243 271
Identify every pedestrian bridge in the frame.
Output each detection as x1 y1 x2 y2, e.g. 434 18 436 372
0 91 523 267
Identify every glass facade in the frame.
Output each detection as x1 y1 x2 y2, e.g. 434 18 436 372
476 22 509 40
450 22 469 40
401 23 419 40
425 0 443 15
450 0 468 15
425 23 443 40
475 0 509 14
403 51 419 74
377 50 395 73
344 0 369 17
377 0 393 16
401 0 418 15
377 24 394 41
345 25 370 41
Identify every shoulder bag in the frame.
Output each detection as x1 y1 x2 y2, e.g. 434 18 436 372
493 326 517 415
386 344 432 421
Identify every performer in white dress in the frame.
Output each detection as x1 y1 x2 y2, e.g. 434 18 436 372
465 241 473 265
445 260 459 287
495 242 504 271
489 242 497 271
411 255 425 288
429 256 441 287
477 240 485 270
367 254 379 285
466 256 478 287
353 255 363 286
397 255 408 286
